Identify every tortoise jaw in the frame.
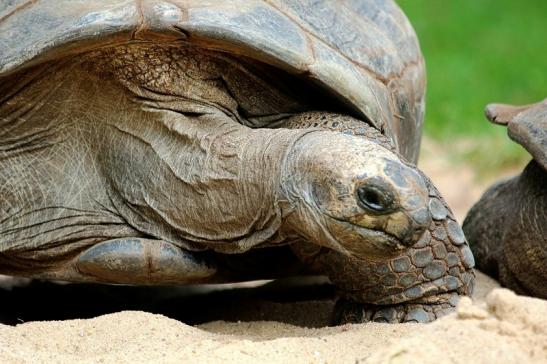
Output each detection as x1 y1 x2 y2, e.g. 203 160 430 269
344 223 408 256
320 215 413 260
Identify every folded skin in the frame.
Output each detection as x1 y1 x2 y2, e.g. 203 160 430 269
0 43 474 323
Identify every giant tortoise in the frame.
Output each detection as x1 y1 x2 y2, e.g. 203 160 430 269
0 0 474 323
464 99 546 299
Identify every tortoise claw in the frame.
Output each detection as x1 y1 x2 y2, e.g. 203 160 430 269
333 292 459 324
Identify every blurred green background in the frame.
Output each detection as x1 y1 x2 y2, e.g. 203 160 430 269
397 0 546 172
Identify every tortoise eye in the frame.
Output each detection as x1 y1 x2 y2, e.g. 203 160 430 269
356 178 395 213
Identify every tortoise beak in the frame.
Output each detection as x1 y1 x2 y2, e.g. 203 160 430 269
370 159 432 248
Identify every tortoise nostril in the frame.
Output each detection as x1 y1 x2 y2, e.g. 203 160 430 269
357 178 395 213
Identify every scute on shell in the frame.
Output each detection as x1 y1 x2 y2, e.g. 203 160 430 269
0 0 425 163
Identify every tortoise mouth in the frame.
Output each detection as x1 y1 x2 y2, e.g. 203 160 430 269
364 228 403 248
342 221 407 252
322 213 408 258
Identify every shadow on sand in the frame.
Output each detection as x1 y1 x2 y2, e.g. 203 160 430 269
0 276 335 327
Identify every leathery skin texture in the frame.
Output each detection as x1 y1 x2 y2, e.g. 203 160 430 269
463 100 546 300
0 43 474 323
286 114 474 323
464 161 546 300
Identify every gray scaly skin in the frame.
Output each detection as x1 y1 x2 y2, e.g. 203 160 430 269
463 100 546 299
283 114 474 323
0 43 474 323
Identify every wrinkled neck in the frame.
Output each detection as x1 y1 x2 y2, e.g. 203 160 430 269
277 131 357 255
99 96 315 252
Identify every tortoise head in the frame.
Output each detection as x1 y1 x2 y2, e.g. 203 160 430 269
485 99 547 170
280 131 431 259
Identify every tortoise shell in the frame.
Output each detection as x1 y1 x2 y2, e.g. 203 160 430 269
0 0 425 162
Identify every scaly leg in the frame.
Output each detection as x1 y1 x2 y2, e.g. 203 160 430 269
280 112 475 323
14 238 217 285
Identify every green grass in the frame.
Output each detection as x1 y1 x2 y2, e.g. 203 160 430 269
397 0 547 170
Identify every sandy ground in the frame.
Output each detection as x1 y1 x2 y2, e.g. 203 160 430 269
1 273 546 364
1 140 544 363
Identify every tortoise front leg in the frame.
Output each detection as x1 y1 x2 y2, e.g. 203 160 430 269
280 112 475 323
15 238 217 285
295 189 474 323
292 186 474 323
